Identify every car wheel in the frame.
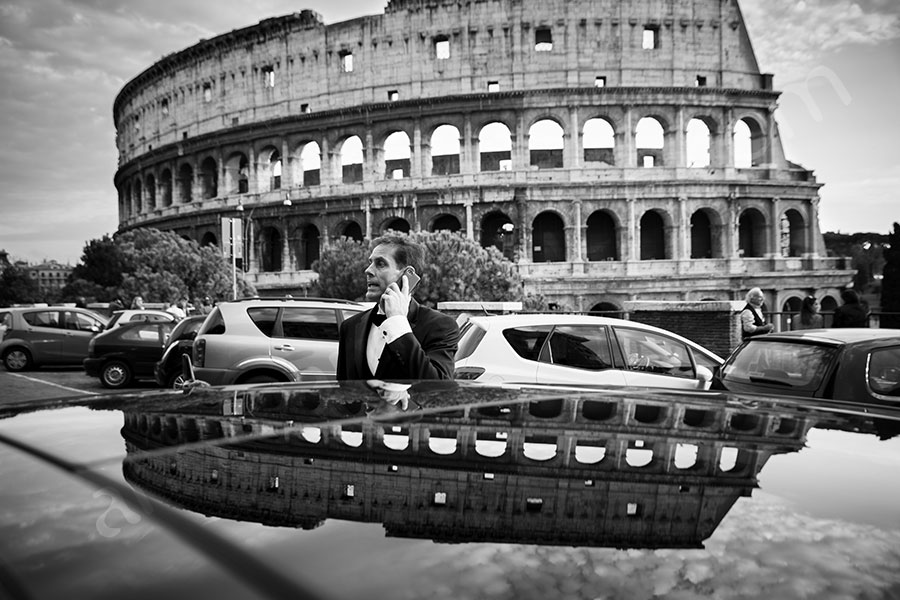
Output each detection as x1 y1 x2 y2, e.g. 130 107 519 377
167 371 187 390
101 361 132 389
3 348 33 372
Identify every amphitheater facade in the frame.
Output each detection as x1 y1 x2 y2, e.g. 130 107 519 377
113 0 853 315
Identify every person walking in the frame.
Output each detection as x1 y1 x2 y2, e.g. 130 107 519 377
792 296 823 330
336 234 459 380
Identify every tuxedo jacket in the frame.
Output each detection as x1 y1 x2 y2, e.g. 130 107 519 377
336 300 459 380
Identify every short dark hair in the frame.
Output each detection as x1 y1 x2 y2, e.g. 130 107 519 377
371 234 424 272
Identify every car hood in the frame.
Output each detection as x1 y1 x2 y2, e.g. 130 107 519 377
2 381 899 600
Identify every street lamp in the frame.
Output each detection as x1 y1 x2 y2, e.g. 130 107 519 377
231 193 293 297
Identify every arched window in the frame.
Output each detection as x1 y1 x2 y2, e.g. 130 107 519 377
383 218 410 234
738 209 766 257
160 169 173 207
296 224 320 270
200 232 218 247
478 122 512 172
583 118 615 165
384 131 411 179
300 142 321 186
341 136 364 184
260 226 282 272
200 157 218 199
781 209 806 257
734 118 765 168
430 124 460 175
690 210 713 258
586 211 618 261
640 211 666 259
132 179 142 215
686 119 711 168
145 174 156 210
528 119 564 169
340 221 363 242
532 212 566 262
225 152 248 195
177 164 193 203
431 214 461 233
481 212 515 260
268 149 282 190
636 117 664 167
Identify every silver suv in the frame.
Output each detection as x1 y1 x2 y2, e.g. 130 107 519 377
191 297 365 385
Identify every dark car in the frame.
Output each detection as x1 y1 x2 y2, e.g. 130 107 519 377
82 320 176 389
713 328 900 405
1 381 899 600
154 315 206 389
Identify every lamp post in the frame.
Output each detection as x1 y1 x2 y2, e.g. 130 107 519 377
233 192 293 294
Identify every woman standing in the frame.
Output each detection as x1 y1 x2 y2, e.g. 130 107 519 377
793 296 823 330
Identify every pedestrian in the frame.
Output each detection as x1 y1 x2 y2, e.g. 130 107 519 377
165 299 186 320
792 296 823 330
336 234 459 380
832 289 869 328
109 297 125 311
130 295 145 310
74 296 87 308
198 296 213 315
739 287 774 340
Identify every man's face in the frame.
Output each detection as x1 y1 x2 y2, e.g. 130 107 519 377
365 244 403 302
749 291 764 307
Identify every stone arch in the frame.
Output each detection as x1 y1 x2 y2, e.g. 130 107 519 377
224 152 249 195
639 209 668 260
686 118 711 168
339 135 364 183
532 211 566 262
200 231 218 247
145 174 156 210
382 217 410 234
430 124 460 175
583 117 615 165
294 223 320 270
430 214 461 233
738 208 767 258
337 220 363 242
781 208 806 257
528 118 564 169
588 301 623 317
480 211 516 260
635 116 666 167
478 121 512 172
259 225 283 272
299 141 321 186
122 183 131 218
177 163 193 204
383 130 411 179
586 209 619 261
200 156 218 199
132 178 142 215
820 295 839 326
690 208 722 259
734 116 765 168
160 168 173 207
257 146 281 192
782 295 804 330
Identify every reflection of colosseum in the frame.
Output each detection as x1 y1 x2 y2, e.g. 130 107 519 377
122 388 812 547
113 0 852 310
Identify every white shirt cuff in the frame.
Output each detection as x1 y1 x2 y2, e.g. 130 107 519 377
381 315 412 344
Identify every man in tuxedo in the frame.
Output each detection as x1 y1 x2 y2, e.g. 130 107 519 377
336 235 459 380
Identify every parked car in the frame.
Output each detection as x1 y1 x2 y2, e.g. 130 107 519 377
104 309 175 330
0 306 108 371
154 315 207 389
454 314 723 389
83 320 176 388
713 328 900 405
191 297 366 385
1 381 898 599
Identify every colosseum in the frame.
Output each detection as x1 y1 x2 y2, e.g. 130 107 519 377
113 0 854 317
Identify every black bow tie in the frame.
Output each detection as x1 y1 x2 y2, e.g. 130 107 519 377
371 313 386 326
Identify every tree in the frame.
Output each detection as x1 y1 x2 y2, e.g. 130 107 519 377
881 222 900 329
0 265 40 307
64 228 255 305
313 231 523 307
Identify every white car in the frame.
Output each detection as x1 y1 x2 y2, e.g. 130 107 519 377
105 309 176 330
454 314 723 390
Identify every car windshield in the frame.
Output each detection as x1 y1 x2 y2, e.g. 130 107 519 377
721 340 838 391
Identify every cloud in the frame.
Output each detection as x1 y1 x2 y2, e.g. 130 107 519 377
742 0 900 82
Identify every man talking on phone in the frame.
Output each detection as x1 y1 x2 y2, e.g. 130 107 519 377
336 234 459 380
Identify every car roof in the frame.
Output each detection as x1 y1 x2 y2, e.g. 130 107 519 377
220 296 363 307
749 328 900 346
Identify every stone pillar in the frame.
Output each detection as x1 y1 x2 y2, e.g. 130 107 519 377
319 136 333 186
280 138 292 188
247 146 258 194
463 116 475 173
411 119 422 179
364 197 372 240
568 105 581 169
723 108 735 169
674 107 686 168
622 105 636 168
626 196 637 261
769 196 782 258
465 197 474 240
572 199 584 262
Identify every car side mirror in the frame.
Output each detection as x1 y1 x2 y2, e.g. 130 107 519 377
696 365 713 388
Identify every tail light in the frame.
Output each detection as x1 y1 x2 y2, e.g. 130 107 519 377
194 338 206 367
454 367 485 380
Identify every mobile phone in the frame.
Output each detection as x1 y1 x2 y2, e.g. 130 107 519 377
400 266 420 292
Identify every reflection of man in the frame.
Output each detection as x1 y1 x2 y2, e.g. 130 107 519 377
336 235 459 380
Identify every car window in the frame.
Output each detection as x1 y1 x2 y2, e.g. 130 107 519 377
722 341 837 391
23 310 61 329
65 311 103 332
201 308 226 335
248 308 279 337
106 313 123 328
614 327 694 379
539 325 612 371
280 308 339 340
455 321 487 360
502 326 551 361
868 347 900 397
120 324 164 342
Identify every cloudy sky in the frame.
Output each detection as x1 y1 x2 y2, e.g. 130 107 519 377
1 0 898 265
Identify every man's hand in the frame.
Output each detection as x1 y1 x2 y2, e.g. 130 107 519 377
381 273 412 319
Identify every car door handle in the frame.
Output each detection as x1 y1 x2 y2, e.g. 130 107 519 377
274 345 294 351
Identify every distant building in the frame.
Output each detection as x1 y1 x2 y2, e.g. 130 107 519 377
27 260 72 296
113 0 853 315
